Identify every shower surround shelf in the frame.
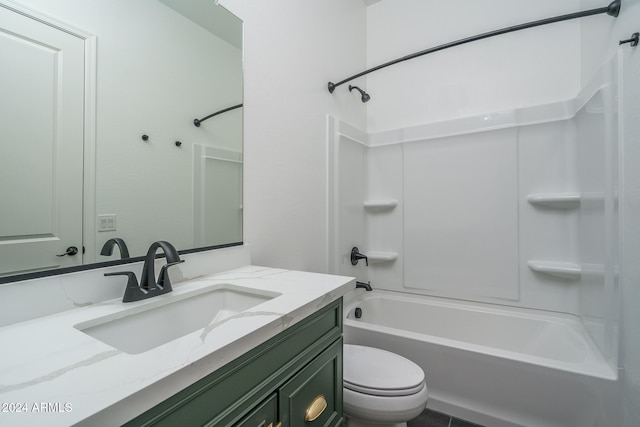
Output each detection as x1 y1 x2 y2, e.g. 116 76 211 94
363 199 398 211
527 260 581 280
365 251 398 263
526 193 581 209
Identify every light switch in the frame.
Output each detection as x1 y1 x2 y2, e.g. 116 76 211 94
98 214 117 232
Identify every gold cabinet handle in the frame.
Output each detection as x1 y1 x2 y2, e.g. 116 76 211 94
304 394 327 422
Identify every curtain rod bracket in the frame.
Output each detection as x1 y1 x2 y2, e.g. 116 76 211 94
608 0 621 17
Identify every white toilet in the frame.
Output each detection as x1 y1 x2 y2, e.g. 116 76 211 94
343 344 429 427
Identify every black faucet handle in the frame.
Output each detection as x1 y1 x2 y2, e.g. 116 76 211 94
157 260 185 289
350 247 369 266
105 271 151 302
104 272 144 303
104 271 139 286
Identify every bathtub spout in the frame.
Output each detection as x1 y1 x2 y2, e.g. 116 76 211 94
356 281 372 291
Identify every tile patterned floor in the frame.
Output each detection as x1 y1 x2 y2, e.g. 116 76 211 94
408 409 484 427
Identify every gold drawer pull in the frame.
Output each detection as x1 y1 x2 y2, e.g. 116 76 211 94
304 394 327 422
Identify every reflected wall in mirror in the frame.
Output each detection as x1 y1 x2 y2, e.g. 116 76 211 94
0 0 243 280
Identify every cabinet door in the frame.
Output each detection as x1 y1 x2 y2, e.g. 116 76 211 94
279 338 343 427
235 393 278 427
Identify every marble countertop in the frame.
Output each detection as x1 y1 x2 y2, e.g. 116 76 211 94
0 266 354 426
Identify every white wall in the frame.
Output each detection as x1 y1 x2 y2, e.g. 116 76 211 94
219 0 367 273
581 1 640 425
365 0 582 133
218 0 583 274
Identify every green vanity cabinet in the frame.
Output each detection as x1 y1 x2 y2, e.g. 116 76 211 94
235 393 277 427
124 299 343 427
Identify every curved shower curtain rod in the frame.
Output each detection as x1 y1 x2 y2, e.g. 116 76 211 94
327 0 621 94
194 103 243 127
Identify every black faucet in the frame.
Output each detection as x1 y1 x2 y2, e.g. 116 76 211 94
140 241 184 292
356 281 372 291
350 247 368 266
100 238 130 259
104 240 184 303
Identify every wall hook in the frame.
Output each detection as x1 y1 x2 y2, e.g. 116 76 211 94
175 141 182 147
141 134 149 142
619 32 639 47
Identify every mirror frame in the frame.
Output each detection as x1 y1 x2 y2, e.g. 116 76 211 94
0 242 244 285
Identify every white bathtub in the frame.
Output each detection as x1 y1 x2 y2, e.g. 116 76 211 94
343 291 621 427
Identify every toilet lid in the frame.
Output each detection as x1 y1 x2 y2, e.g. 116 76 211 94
343 344 425 397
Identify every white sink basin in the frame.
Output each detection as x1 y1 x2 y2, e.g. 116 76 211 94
74 284 280 354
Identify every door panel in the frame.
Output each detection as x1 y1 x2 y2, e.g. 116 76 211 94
0 5 85 275
193 144 243 247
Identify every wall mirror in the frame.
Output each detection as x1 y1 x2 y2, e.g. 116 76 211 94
0 0 243 282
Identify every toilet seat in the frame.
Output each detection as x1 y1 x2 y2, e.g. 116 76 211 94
343 344 425 397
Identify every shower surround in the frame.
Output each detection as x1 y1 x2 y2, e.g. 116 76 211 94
328 54 621 426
